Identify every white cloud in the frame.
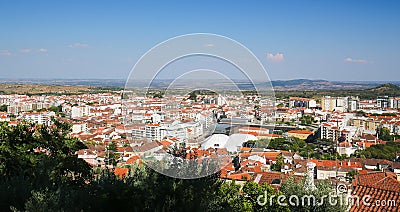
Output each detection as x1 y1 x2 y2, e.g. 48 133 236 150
68 43 89 49
344 57 368 63
38 48 48 53
20 49 32 53
267 53 284 62
0 50 11 56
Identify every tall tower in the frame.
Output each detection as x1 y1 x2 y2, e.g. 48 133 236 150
305 162 316 191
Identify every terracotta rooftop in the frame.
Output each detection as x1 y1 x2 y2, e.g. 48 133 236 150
350 172 400 212
114 167 129 178
288 130 313 135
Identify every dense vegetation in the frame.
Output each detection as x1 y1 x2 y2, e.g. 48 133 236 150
275 83 400 100
353 142 400 161
0 83 120 96
1 121 346 211
255 137 345 160
378 127 400 142
0 104 7 112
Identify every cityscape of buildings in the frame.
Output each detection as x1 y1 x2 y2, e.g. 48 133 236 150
1 86 400 210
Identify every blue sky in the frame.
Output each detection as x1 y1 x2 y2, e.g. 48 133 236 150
0 0 399 81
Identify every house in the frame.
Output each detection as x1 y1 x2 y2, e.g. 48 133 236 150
287 130 313 140
252 172 290 189
133 141 163 156
392 162 400 174
310 159 362 180
351 172 400 212
337 141 357 156
352 158 393 171
0 112 10 121
76 149 98 166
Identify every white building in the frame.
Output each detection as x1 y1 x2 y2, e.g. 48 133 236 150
71 105 90 118
22 111 55 125
72 122 88 134
322 96 359 112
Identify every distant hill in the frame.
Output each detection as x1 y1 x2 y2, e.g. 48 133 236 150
368 83 400 91
1 78 400 92
271 79 387 91
275 83 400 99
272 79 329 87
366 83 400 97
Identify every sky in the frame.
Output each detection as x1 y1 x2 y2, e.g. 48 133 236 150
0 0 399 81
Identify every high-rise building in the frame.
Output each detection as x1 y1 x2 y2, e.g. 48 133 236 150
377 96 390 109
322 96 359 112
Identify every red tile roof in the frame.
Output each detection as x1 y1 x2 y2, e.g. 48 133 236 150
225 172 251 181
351 172 400 212
288 130 313 135
126 156 140 164
114 167 129 178
310 159 362 169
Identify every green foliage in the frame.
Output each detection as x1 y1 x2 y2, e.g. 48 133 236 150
153 92 164 98
346 170 358 180
0 120 91 210
271 154 283 171
48 105 62 113
353 141 400 160
281 176 347 212
0 119 91 184
268 137 309 154
255 139 270 148
356 110 366 116
378 127 396 141
188 92 197 101
275 83 400 100
0 104 7 112
105 141 119 167
320 152 349 160
187 90 218 102
267 137 338 159
300 115 314 125
0 120 353 211
1 120 276 211
239 182 290 211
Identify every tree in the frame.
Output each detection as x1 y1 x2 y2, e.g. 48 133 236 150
281 176 348 212
0 119 352 211
0 104 7 112
353 141 400 160
346 170 358 180
271 154 283 171
210 180 289 211
188 92 197 101
48 105 62 113
379 127 392 141
300 115 313 125
0 119 91 210
105 141 119 167
153 92 164 98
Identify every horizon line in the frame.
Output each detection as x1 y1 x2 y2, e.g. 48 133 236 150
1 78 400 83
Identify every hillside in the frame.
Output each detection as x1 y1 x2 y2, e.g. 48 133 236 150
0 83 119 95
275 83 400 99
367 83 400 94
271 79 386 91
1 79 400 97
